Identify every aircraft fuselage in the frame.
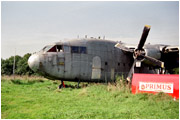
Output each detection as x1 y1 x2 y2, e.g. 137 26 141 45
29 38 135 82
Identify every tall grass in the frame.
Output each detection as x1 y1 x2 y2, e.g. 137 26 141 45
1 75 179 119
1 75 48 81
107 75 130 93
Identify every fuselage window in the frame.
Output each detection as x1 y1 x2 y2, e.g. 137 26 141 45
71 46 79 53
64 45 70 53
80 47 87 53
71 46 87 54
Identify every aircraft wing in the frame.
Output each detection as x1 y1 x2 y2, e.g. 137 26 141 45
115 43 135 53
115 43 179 69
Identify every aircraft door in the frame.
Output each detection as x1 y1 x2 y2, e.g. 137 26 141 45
63 45 71 79
91 56 101 80
52 55 57 65
57 50 65 78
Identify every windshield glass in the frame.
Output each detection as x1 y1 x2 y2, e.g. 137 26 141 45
43 45 54 52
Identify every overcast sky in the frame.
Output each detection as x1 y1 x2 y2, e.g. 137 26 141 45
1 1 179 59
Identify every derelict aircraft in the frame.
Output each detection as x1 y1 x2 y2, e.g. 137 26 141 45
28 25 179 87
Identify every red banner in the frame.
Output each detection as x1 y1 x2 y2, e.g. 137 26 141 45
132 74 179 99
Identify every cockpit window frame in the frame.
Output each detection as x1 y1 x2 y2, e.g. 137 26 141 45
56 45 63 52
63 45 70 53
43 45 54 52
42 44 87 54
47 45 57 52
42 45 71 53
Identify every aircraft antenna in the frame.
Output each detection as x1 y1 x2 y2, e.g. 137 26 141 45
13 48 16 80
103 36 105 40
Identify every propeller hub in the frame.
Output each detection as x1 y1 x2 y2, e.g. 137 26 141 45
134 49 145 61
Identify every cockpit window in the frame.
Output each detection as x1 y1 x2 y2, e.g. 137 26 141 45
48 46 56 52
56 45 63 52
43 45 54 52
43 45 64 52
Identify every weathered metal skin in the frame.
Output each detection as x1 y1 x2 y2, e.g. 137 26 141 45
28 38 178 82
28 38 131 82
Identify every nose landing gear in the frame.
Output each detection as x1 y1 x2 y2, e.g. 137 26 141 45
58 80 81 89
59 80 66 89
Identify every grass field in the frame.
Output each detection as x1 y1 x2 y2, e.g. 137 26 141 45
1 76 179 119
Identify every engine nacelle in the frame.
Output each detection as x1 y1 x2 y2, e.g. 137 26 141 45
143 48 161 66
145 48 161 60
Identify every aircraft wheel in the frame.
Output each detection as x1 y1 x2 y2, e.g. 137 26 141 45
59 84 64 89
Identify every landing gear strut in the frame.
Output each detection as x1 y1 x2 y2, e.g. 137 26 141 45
159 68 165 74
59 80 65 89
77 80 80 88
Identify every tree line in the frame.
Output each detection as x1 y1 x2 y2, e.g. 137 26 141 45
1 53 35 75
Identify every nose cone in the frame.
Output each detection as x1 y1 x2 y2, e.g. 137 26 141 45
28 54 40 72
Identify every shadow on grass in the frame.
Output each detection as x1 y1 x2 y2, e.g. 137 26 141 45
11 79 44 85
65 83 89 89
51 80 89 89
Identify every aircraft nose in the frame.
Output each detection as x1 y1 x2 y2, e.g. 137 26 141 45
28 54 40 72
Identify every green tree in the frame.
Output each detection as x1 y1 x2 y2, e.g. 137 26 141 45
16 53 34 75
1 56 22 75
